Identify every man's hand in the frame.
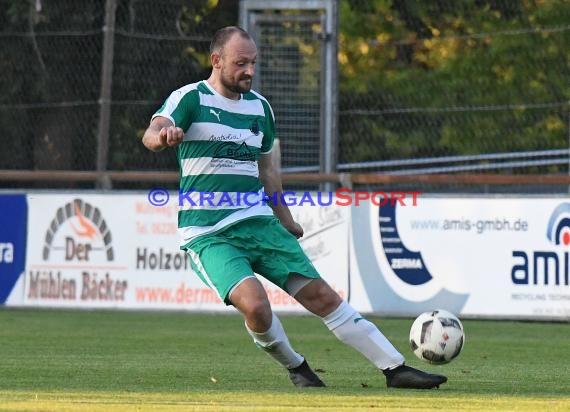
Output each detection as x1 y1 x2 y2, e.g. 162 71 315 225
283 221 304 239
159 126 184 148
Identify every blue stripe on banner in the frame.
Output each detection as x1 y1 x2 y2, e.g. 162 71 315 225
0 194 27 304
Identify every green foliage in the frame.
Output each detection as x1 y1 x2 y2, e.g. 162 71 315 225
1 0 569 174
339 0 570 165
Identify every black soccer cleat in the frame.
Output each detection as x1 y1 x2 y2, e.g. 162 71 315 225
383 364 447 389
288 359 326 388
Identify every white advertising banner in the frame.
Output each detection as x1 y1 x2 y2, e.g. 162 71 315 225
349 197 570 320
24 193 348 312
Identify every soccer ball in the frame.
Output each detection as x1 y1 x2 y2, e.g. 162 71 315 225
409 309 465 365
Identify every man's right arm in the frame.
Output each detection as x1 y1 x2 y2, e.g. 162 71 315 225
142 116 184 152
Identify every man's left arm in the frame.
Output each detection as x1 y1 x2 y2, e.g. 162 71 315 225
258 153 304 238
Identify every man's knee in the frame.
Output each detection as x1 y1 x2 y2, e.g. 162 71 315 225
296 279 342 316
241 298 273 330
246 298 271 318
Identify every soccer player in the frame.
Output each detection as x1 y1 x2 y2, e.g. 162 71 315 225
142 26 447 389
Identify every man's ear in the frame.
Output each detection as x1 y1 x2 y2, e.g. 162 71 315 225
211 52 221 69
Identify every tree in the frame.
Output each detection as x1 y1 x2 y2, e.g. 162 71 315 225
338 0 570 171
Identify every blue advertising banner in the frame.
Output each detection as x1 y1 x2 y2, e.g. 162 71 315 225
0 194 27 304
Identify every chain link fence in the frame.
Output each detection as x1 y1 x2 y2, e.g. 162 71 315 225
1 0 569 190
252 14 324 172
337 0 570 177
0 0 103 175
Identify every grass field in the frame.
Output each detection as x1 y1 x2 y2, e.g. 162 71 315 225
0 309 569 411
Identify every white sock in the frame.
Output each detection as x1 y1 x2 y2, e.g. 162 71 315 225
322 301 405 370
245 312 304 369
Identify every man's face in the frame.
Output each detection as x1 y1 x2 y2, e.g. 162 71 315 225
218 34 257 94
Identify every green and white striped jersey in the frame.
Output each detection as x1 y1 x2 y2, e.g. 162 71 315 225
152 80 276 248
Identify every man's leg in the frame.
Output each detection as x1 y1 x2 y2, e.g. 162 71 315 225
229 276 325 387
293 277 447 389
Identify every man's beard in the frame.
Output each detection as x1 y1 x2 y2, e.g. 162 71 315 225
221 74 252 94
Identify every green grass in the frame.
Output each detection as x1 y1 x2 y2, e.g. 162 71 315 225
0 309 569 411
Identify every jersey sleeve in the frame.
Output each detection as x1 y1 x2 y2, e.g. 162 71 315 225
152 89 200 133
260 99 276 154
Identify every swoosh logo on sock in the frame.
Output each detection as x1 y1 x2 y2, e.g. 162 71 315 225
353 317 365 324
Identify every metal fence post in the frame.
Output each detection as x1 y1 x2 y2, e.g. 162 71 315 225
320 0 338 192
96 0 117 189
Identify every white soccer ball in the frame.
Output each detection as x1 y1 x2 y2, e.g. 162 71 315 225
409 309 465 365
